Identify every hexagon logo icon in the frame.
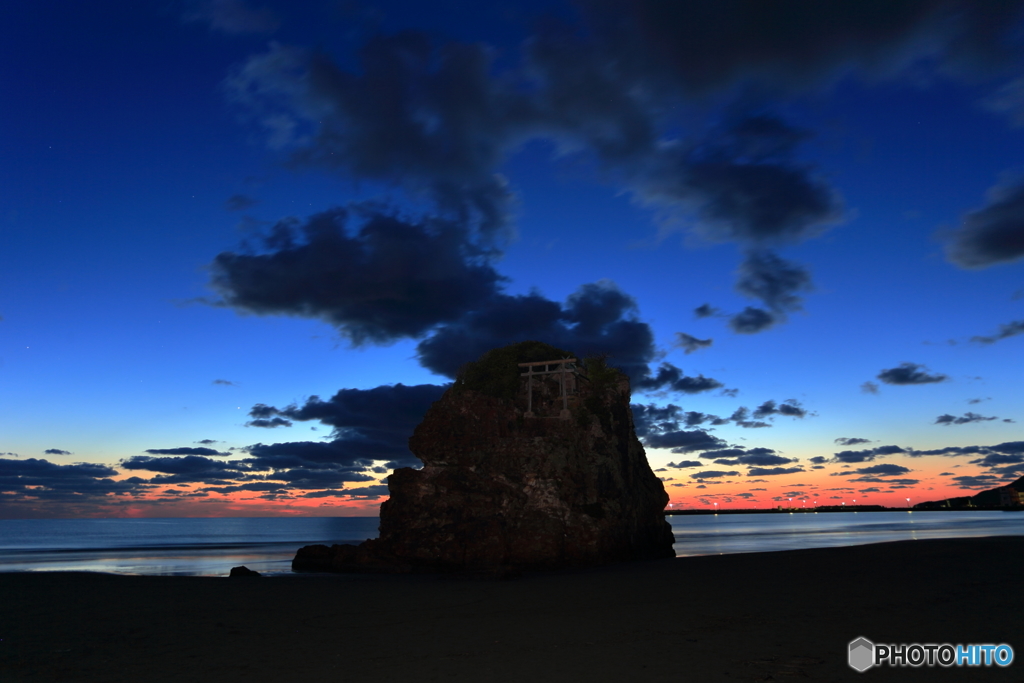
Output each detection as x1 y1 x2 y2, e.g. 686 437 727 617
849 637 874 672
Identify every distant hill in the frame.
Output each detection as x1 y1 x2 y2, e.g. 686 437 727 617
915 475 1024 509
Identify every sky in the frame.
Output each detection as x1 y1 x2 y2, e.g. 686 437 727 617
2 0 1023 519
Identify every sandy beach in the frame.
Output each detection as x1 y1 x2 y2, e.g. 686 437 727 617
1 536 1022 682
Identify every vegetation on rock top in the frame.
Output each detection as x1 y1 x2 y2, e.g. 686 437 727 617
453 341 576 400
452 341 628 408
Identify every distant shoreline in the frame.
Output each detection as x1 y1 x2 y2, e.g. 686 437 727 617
666 506 1024 515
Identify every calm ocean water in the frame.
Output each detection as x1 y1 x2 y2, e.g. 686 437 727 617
0 511 1020 576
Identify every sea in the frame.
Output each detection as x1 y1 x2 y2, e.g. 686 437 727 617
0 511 1021 577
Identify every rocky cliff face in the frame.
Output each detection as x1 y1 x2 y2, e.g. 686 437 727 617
293 344 675 573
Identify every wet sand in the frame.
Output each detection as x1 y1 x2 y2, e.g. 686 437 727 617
1 536 1022 682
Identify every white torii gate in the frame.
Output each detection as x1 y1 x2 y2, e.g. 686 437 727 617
518 358 583 420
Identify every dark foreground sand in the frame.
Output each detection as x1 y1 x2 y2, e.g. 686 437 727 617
2 537 1022 683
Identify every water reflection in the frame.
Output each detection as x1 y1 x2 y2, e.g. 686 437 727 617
670 511 1023 557
0 512 1019 575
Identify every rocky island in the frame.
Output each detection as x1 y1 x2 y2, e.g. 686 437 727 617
293 341 675 573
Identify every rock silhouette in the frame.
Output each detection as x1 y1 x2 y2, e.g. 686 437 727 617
294 341 675 573
228 565 261 577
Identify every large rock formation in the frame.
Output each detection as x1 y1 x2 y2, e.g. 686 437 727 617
294 341 675 573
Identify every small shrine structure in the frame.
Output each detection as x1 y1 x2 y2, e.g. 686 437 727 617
518 358 587 420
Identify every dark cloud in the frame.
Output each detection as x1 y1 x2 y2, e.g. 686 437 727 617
247 417 293 428
833 463 912 477
271 467 375 488
689 470 739 480
248 404 277 418
674 332 712 354
300 488 349 499
934 412 998 425
243 439 391 471
713 448 794 467
951 474 1003 489
863 445 906 457
748 466 804 476
630 118 835 336
970 319 1024 344
213 379 238 386
634 363 725 394
694 304 718 318
666 460 703 468
728 407 770 429
945 176 1024 268
734 250 813 320
579 0 1024 95
224 194 259 211
44 449 71 456
0 457 152 503
119 449 381 493
300 484 391 499
1 458 117 480
851 477 919 485
326 484 391 499
416 280 663 386
144 447 231 457
860 381 880 394
877 362 949 385
120 455 250 483
228 36 524 240
210 207 505 345
202 483 291 495
911 445 986 457
631 115 844 247
416 292 562 375
630 403 683 437
698 448 746 460
969 453 1024 468
832 445 907 463
991 463 1024 477
196 439 219 445
809 456 828 464
752 399 807 419
775 402 808 418
729 306 776 334
184 0 280 35
834 437 871 446
245 383 446 469
644 429 728 453
681 411 728 427
526 0 1024 250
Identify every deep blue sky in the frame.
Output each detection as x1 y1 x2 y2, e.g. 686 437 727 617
2 0 1022 518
